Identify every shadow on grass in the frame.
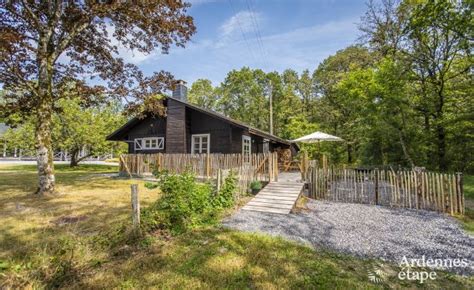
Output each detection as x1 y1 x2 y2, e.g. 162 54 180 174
73 227 382 289
1 166 472 289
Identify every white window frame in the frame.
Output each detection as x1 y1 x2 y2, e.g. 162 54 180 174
242 135 251 155
134 137 164 150
191 133 210 154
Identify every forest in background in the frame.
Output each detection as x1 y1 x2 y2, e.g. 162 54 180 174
187 0 473 173
1 0 472 173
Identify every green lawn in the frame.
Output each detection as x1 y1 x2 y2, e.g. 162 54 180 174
464 175 474 200
458 175 474 233
0 164 472 289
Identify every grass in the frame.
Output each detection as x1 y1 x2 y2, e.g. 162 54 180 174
457 175 474 233
464 175 474 201
0 164 473 289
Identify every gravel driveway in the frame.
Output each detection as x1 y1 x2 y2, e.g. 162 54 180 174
223 200 474 275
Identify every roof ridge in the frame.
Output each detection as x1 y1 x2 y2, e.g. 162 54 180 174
168 97 290 144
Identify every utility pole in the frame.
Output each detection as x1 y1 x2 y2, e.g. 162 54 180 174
269 83 273 135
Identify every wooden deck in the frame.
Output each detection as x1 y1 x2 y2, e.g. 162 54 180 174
242 181 304 214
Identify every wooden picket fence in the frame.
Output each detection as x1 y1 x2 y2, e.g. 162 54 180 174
119 153 279 195
307 166 464 216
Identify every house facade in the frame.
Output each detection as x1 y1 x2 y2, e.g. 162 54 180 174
107 81 297 155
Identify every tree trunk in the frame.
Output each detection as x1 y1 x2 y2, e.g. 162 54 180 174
398 129 415 168
70 148 93 167
35 53 55 195
347 143 353 164
436 124 447 171
70 149 79 167
435 84 447 171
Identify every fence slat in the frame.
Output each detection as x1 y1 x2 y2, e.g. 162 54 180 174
119 152 279 196
306 165 464 217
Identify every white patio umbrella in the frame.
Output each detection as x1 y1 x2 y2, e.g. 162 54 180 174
291 131 344 143
291 131 344 162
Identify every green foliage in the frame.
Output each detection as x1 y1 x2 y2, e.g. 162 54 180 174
141 171 237 234
464 175 474 201
3 97 127 164
53 97 127 165
250 180 262 191
218 67 270 131
3 117 36 152
213 172 237 209
45 237 81 288
181 2 472 173
187 79 218 110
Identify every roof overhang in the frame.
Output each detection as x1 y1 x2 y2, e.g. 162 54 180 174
106 97 293 146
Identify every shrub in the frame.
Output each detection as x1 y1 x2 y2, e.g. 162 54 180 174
213 172 237 209
141 171 237 234
250 180 262 191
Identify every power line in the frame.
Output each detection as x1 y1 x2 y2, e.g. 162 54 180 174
227 0 259 65
245 0 270 69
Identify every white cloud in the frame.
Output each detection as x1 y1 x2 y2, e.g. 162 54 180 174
207 17 360 74
137 17 361 85
106 24 158 65
220 10 259 36
215 10 263 49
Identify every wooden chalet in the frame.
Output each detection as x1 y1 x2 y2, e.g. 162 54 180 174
107 81 298 156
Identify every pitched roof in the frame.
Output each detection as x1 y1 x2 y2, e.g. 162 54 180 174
107 97 291 145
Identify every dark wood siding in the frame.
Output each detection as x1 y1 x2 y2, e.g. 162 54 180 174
249 133 265 154
109 97 296 155
186 108 236 153
126 115 166 154
231 127 243 153
166 99 187 153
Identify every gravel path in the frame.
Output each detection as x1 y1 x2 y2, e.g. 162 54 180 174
223 200 474 275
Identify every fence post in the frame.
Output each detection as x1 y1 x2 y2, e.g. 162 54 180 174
274 152 278 182
457 172 464 215
217 169 221 192
157 153 162 171
306 151 309 181
131 184 140 231
416 169 422 209
206 153 211 179
374 168 379 205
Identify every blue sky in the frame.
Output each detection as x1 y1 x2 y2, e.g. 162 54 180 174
120 0 368 86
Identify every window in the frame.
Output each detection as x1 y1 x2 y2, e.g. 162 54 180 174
134 137 164 150
191 134 210 154
242 135 251 155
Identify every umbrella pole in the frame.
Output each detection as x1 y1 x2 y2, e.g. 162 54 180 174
318 140 321 167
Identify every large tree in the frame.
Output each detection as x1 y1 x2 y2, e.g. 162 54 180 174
360 0 472 170
313 46 375 163
187 79 217 110
0 1 195 195
53 97 126 167
218 67 269 130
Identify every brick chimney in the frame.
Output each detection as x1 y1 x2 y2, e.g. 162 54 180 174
172 80 187 102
